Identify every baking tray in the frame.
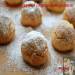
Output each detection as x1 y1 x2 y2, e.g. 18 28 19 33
0 0 75 75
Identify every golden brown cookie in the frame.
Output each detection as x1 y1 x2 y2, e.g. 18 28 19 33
0 15 15 45
64 7 75 28
21 31 50 67
51 20 75 52
21 1 42 28
5 0 23 6
43 0 66 13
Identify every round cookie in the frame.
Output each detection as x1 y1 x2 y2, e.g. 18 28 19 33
5 0 23 6
51 21 75 52
21 1 42 28
43 0 66 13
21 31 49 67
64 7 75 28
0 15 15 45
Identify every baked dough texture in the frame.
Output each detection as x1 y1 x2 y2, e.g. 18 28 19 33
21 1 42 28
51 20 75 52
0 15 15 45
21 31 49 67
5 0 23 6
43 0 66 13
64 7 75 28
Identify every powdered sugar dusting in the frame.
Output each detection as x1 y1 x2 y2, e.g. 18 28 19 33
22 31 48 54
0 15 11 35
